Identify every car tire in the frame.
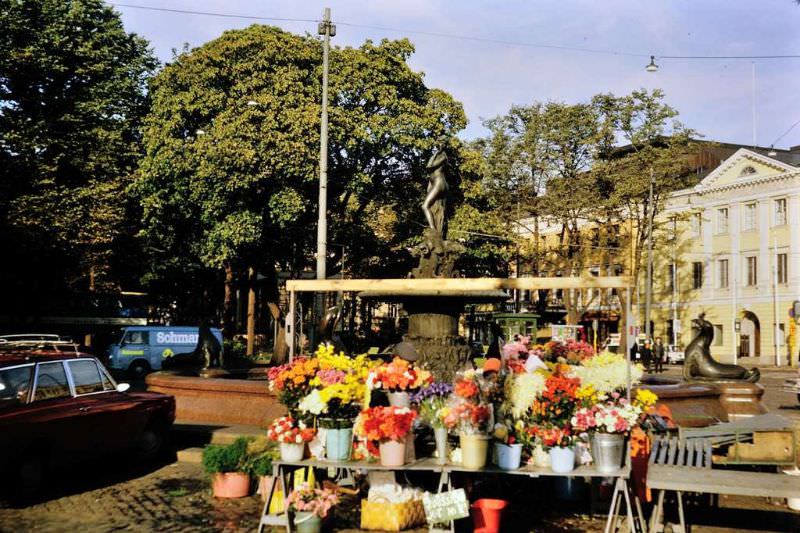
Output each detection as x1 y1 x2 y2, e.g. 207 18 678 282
128 360 150 379
136 424 166 461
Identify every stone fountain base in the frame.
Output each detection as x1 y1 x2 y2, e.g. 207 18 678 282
146 369 284 427
639 375 766 427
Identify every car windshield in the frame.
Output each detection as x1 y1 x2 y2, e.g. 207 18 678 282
0 365 34 409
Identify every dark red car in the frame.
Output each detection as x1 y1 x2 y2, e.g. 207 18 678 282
0 355 175 494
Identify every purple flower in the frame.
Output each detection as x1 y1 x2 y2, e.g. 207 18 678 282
411 382 453 404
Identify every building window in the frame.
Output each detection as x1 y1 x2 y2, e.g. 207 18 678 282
691 212 702 235
746 256 758 286
692 262 703 289
713 325 724 346
774 198 787 226
778 253 788 284
718 259 729 288
716 208 729 234
743 203 757 231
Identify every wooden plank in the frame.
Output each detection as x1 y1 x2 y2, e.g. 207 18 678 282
647 465 800 498
704 439 712 469
285 276 633 292
668 437 680 466
657 437 670 465
649 437 662 465
685 439 694 467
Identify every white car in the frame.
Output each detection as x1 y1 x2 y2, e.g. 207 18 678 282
666 345 684 364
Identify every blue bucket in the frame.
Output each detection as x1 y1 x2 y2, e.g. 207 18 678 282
325 427 352 461
494 442 523 470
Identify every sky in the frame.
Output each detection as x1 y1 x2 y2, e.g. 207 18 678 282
111 0 800 149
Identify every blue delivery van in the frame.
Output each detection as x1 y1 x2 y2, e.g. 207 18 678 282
108 326 223 377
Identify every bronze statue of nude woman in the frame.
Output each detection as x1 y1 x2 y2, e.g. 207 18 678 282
422 147 449 239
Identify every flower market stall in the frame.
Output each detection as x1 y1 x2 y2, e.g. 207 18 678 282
259 276 649 533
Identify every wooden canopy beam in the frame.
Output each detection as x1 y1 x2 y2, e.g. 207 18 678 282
285 276 632 292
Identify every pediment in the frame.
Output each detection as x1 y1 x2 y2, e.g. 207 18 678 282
695 148 795 190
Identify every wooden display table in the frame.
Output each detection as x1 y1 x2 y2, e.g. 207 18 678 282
258 457 636 533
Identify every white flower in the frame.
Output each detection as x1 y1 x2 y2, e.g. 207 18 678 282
295 434 302 444
298 389 327 415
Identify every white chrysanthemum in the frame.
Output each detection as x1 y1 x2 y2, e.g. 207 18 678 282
570 353 643 394
298 389 326 415
505 372 546 418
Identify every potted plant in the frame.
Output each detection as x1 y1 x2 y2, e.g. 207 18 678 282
267 415 315 462
411 382 453 464
286 482 339 533
367 357 433 407
202 437 251 498
354 406 417 466
443 401 491 469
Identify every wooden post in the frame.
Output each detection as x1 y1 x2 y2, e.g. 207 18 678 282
287 290 296 361
625 286 632 403
246 267 257 357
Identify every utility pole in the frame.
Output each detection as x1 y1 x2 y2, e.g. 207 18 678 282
312 8 335 349
671 216 678 349
773 236 780 366
316 7 334 282
645 168 654 341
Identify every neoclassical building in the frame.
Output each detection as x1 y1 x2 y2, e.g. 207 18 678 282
656 148 800 365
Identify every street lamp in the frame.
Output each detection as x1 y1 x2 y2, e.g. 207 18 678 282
646 56 659 73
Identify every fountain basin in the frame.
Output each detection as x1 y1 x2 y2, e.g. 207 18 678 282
146 369 284 427
640 375 766 427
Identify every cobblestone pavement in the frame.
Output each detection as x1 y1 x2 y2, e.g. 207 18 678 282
3 365 800 532
0 461 262 532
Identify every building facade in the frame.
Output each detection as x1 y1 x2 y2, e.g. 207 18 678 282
655 148 800 365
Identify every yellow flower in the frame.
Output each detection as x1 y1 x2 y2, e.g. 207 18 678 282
634 388 658 409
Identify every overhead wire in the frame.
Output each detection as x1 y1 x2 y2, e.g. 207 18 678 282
107 2 800 62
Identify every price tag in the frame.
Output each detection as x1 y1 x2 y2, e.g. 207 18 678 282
423 489 469 525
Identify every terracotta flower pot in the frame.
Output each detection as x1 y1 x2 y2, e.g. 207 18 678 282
211 472 250 498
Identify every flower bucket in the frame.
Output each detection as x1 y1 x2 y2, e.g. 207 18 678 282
211 472 250 498
294 511 322 533
591 433 625 473
387 391 411 408
434 427 449 465
379 439 407 466
460 434 489 470
326 426 352 462
470 498 508 533
280 442 305 462
549 446 575 473
494 442 522 470
783 467 800 510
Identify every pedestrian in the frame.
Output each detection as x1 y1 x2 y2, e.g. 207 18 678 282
654 337 665 373
641 340 653 372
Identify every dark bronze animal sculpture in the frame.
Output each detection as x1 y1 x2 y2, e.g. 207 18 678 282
683 313 759 383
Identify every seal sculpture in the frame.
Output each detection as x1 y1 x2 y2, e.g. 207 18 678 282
683 313 760 383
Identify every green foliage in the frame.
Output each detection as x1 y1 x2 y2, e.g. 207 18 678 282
134 26 466 309
201 437 250 474
0 0 158 304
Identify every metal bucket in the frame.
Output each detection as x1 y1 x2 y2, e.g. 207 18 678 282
591 433 625 473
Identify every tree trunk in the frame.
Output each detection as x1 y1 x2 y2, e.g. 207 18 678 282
246 266 257 357
222 263 236 339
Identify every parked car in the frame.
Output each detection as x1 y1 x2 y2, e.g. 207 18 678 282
108 326 223 378
666 345 685 364
0 355 175 496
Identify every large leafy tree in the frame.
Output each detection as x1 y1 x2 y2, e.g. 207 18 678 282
0 0 157 312
135 25 466 328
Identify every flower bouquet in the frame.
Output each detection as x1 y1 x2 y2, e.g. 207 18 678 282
492 420 523 470
354 406 417 466
367 357 433 407
537 425 577 473
267 416 315 462
268 357 320 417
411 382 453 464
286 482 339 533
296 344 378 461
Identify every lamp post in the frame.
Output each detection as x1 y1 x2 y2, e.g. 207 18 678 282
316 7 335 282
645 168 654 341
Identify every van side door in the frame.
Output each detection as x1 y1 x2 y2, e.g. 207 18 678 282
119 330 150 369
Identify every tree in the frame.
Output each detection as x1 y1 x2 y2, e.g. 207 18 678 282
0 0 157 313
135 26 466 333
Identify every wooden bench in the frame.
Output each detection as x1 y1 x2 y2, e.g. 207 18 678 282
647 465 800 532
